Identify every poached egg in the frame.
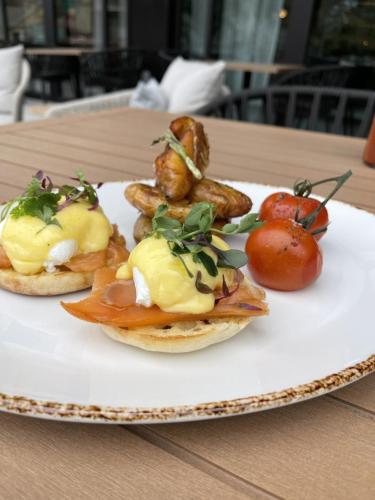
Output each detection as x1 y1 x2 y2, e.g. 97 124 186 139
0 201 113 275
116 235 234 314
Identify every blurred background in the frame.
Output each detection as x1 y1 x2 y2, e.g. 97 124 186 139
1 1 374 66
0 0 374 137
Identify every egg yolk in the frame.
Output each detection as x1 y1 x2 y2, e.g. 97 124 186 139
0 201 113 275
116 235 234 314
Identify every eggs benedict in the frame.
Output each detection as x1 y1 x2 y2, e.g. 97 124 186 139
62 202 268 353
0 171 129 295
115 234 235 314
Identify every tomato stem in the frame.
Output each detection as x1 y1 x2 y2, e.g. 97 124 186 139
294 171 353 198
310 226 328 236
298 170 352 230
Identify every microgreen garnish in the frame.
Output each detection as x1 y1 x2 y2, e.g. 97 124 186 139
151 202 263 293
59 171 101 212
152 130 203 180
195 271 214 294
0 170 103 230
222 275 229 297
214 271 241 303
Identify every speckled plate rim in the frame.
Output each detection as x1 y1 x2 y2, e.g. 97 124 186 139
1 354 373 424
1 182 374 424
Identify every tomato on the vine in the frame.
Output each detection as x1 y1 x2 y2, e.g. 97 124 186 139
246 219 323 291
259 192 328 241
258 170 353 241
247 171 352 291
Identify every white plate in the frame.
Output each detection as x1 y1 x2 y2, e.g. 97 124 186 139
0 181 374 423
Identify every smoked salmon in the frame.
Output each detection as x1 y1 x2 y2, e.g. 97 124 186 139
66 225 129 272
0 246 12 269
62 267 268 329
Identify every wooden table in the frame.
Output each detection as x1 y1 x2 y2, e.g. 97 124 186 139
222 61 303 74
205 60 303 88
25 47 95 57
0 108 374 499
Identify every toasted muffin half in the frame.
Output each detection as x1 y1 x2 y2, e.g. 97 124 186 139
0 268 94 296
102 316 254 353
99 278 266 353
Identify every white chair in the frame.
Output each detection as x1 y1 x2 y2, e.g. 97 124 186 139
11 60 31 122
46 88 135 118
46 57 229 118
0 45 31 124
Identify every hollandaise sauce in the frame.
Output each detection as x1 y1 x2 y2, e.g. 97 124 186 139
116 235 234 314
0 201 113 275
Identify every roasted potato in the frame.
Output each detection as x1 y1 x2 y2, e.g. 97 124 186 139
155 116 209 201
125 183 190 222
189 178 252 218
125 181 251 220
133 214 154 242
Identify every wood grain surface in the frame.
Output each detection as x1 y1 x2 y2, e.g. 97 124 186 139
205 60 303 74
25 47 95 57
0 108 374 499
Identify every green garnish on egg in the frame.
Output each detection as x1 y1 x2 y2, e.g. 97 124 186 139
0 170 102 230
150 202 263 282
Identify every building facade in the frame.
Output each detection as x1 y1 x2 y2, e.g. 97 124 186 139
0 0 374 66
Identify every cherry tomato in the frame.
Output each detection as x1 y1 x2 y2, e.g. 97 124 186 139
259 192 328 241
246 219 323 291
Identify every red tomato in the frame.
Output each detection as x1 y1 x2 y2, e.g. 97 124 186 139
259 192 328 241
246 219 323 291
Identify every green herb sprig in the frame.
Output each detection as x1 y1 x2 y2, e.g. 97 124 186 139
0 170 102 230
152 130 203 180
151 202 263 288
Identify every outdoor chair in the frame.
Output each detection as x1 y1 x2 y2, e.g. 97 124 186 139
46 56 228 118
0 58 31 124
139 51 176 81
80 49 208 95
197 86 375 138
28 55 81 101
45 89 138 118
80 49 143 93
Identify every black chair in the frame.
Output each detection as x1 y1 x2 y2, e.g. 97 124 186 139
275 65 375 91
27 55 80 101
80 49 202 95
197 86 375 138
80 49 143 93
138 50 173 81
140 50 205 81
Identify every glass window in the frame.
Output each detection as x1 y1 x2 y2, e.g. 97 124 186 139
107 0 128 48
56 0 94 46
170 0 285 89
171 0 202 57
308 0 375 65
0 6 5 43
6 0 45 45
